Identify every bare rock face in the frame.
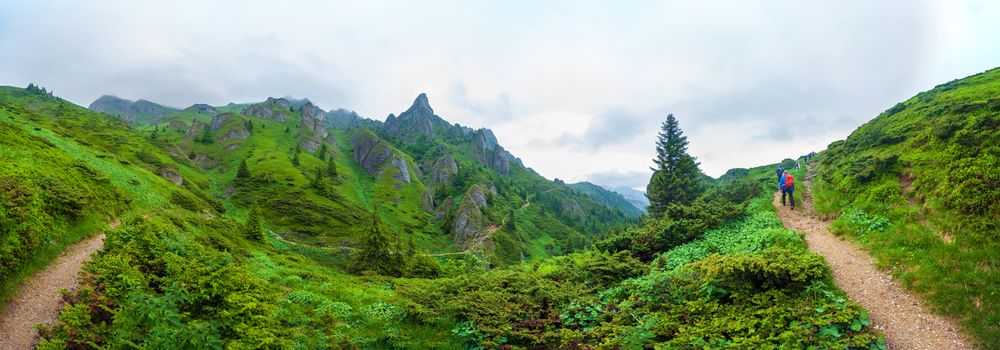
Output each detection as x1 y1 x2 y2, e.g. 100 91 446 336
470 128 512 175
210 113 231 132
384 93 445 142
184 120 207 140
435 197 455 220
185 103 217 114
561 198 586 222
223 143 241 151
390 155 412 183
241 98 289 121
351 129 393 176
427 156 459 184
221 128 250 141
452 185 490 247
421 189 435 212
296 102 333 153
160 167 183 185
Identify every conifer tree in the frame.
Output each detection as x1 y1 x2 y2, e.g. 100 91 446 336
244 206 266 241
327 157 338 178
318 143 327 160
646 114 703 216
237 159 252 179
356 212 394 274
311 167 324 188
245 119 254 132
291 145 301 166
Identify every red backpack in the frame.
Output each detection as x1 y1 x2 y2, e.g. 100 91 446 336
783 173 795 189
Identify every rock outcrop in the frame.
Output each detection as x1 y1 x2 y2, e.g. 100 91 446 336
160 166 183 185
383 93 446 142
209 113 231 132
221 128 250 141
88 95 178 123
426 156 459 184
452 185 490 247
241 98 290 121
184 103 217 114
296 102 334 152
184 120 207 140
470 128 513 175
350 129 411 183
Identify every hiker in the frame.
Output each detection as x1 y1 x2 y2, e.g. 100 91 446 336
776 165 785 183
795 160 801 169
780 171 795 209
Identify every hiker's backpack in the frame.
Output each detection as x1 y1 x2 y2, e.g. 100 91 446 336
783 173 795 189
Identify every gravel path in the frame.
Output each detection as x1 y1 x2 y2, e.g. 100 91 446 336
773 188 973 350
0 220 116 350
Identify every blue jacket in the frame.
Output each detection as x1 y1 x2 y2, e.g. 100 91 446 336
779 174 794 191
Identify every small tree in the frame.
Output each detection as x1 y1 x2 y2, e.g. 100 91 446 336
244 206 266 241
237 159 252 180
291 145 301 166
327 157 338 178
245 119 254 132
318 143 328 160
311 167 324 188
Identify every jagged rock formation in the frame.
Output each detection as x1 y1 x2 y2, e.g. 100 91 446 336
88 95 178 122
453 185 490 247
384 93 446 141
326 108 370 129
241 98 289 121
296 102 334 152
426 155 459 184
350 129 411 183
184 103 217 114
471 128 516 175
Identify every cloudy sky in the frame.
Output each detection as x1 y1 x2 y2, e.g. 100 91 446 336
2 1 999 190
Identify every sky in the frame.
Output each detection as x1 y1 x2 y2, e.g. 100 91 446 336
2 0 999 191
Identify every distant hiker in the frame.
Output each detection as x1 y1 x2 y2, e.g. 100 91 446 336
776 165 785 183
780 172 795 209
795 160 801 169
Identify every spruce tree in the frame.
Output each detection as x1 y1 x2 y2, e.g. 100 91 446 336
311 167 324 188
646 114 703 216
291 145 301 166
356 212 394 274
244 206 266 241
327 157 338 178
318 143 327 160
237 159 252 179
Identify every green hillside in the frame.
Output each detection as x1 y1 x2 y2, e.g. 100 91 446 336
812 67 1000 346
1 83 893 348
568 181 645 218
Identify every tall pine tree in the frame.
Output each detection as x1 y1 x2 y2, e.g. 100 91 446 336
646 114 703 217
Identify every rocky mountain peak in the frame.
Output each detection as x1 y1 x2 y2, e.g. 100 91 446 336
403 93 433 118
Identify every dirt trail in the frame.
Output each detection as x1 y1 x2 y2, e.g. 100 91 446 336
0 219 119 350
773 187 973 350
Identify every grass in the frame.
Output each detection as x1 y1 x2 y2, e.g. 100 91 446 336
811 67 1000 347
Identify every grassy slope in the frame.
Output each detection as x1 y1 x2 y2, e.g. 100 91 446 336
0 87 214 303
813 68 1000 347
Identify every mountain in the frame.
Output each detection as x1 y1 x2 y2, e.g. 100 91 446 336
88 95 179 122
568 182 644 217
611 186 649 214
84 91 632 266
813 67 1000 345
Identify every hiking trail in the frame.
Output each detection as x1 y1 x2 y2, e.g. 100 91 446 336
0 219 119 350
773 182 973 350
